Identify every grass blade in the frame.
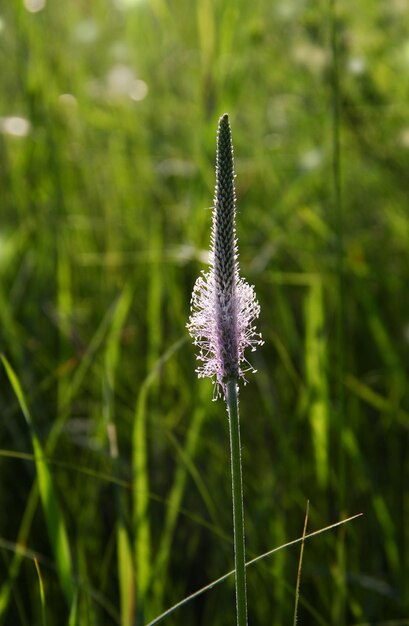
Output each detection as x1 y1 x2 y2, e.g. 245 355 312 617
293 501 309 626
1 355 75 604
145 513 362 626
133 381 152 625
132 338 186 623
67 592 79 626
104 285 135 626
34 559 47 626
305 279 329 487
151 383 214 611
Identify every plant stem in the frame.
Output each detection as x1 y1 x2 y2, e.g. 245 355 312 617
226 378 248 626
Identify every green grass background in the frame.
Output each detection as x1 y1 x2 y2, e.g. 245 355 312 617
1 0 409 624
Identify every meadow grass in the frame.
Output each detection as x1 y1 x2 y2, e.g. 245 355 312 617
1 0 409 624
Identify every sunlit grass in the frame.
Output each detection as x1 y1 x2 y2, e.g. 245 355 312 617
1 0 409 624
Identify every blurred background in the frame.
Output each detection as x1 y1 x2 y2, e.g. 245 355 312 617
1 0 409 624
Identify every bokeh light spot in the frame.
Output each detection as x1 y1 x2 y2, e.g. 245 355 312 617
24 0 46 13
0 116 31 137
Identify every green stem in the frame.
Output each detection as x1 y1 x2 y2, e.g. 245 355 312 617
225 378 248 626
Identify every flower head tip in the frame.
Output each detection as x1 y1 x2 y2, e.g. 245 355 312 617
187 113 263 398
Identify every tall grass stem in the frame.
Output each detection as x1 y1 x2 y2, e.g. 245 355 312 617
226 378 248 626
329 2 347 622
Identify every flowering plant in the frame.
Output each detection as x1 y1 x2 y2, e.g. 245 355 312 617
187 113 263 626
187 113 263 399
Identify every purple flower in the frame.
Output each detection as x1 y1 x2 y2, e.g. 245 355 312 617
187 113 263 398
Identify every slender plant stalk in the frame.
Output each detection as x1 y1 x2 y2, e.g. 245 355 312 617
187 114 262 625
329 0 346 496
226 378 248 626
145 513 362 626
329 2 347 623
292 501 309 626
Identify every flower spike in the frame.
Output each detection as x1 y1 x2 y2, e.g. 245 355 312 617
187 113 263 398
